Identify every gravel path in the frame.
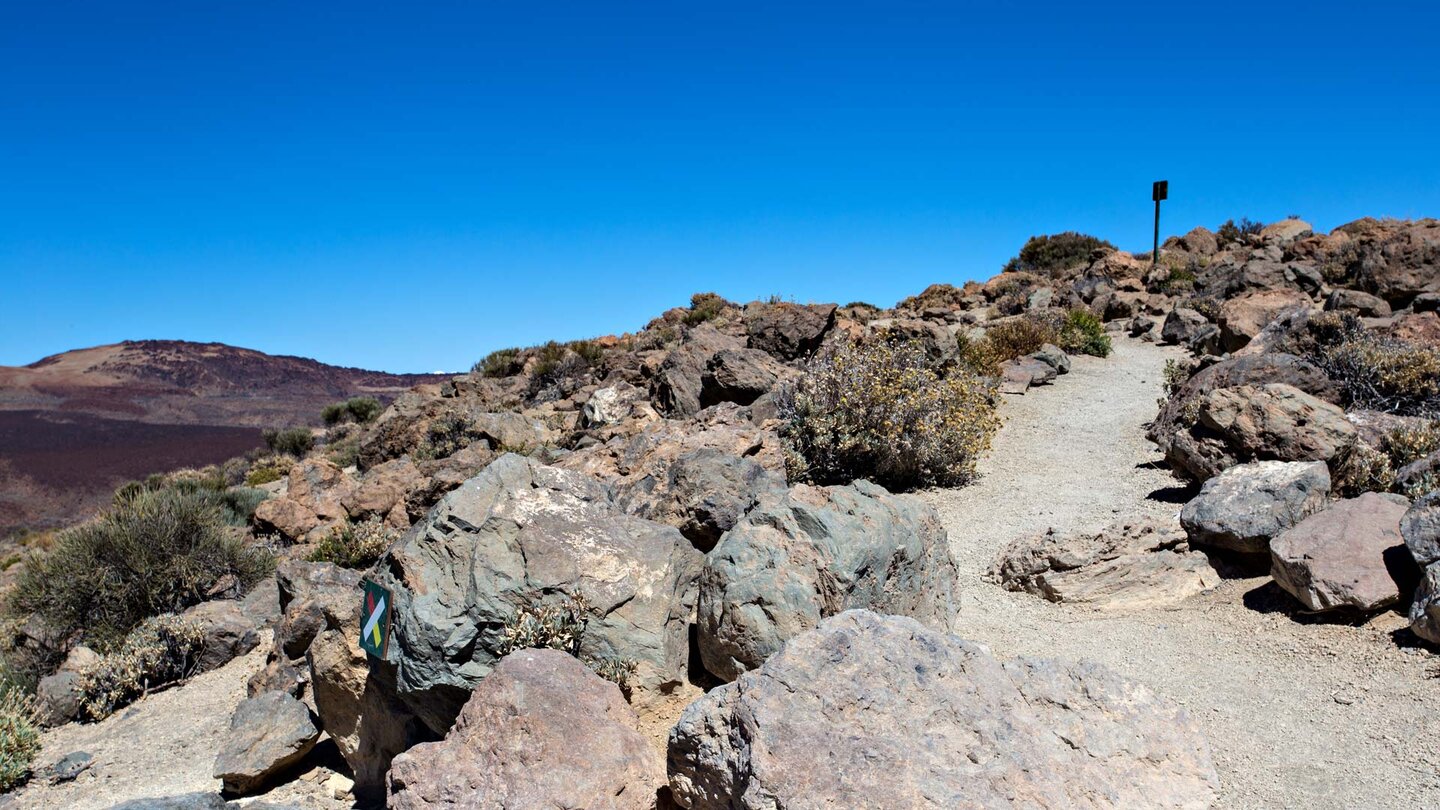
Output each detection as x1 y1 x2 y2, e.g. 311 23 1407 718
921 337 1440 809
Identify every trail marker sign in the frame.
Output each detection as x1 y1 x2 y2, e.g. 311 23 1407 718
359 578 392 659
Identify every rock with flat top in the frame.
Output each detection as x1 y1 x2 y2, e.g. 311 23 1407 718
1270 493 1413 612
1181 461 1331 554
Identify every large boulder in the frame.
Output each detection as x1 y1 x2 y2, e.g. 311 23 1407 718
1150 354 1341 481
1180 461 1331 554
1270 493 1413 612
614 447 786 552
287 459 355 522
1343 218 1440 305
1409 563 1440 645
370 453 704 733
668 610 1219 809
991 520 1218 609
743 301 836 360
1216 289 1311 352
179 599 262 673
342 457 425 521
697 481 957 682
1162 383 1355 482
1160 306 1215 348
651 325 745 417
252 497 320 542
1402 491 1440 567
388 649 664 810
213 691 321 795
699 347 792 408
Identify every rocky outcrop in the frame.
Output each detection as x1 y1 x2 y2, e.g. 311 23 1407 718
1217 289 1311 352
1181 461 1332 554
1162 382 1355 482
370 453 704 733
1410 564 1440 645
388 649 664 810
651 325 745 416
213 691 321 795
697 481 957 682
699 347 791 408
613 447 785 552
668 610 1219 809
743 301 836 359
1403 491 1440 567
991 521 1218 608
1270 493 1413 612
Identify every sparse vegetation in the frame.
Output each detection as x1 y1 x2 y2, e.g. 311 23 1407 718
0 686 39 791
322 396 383 426
9 487 273 650
1288 313 1440 417
1162 359 1191 396
262 427 315 457
1216 217 1264 246
982 318 1057 363
1003 232 1115 276
778 338 1000 490
414 413 485 461
683 292 732 325
492 594 637 693
74 615 206 721
244 454 293 487
474 347 523 378
308 517 397 569
1055 309 1112 358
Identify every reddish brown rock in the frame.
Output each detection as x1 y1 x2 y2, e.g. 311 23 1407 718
1270 493 1414 612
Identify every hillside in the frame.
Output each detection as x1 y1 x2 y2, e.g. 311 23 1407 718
0 341 449 535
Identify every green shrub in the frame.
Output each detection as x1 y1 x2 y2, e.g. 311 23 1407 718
74 615 206 721
322 396 383 426
569 339 605 367
1002 232 1115 276
244 455 293 487
262 427 314 457
0 686 39 791
1056 309 1112 358
308 517 397 569
778 338 1000 490
683 292 732 325
414 413 484 461
474 347 523 378
9 488 273 649
1162 358 1191 396
1216 217 1264 246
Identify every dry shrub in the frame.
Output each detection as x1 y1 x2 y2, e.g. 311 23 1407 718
308 517 398 569
778 338 1000 490
0 687 39 791
982 318 1058 364
1293 312 1440 416
492 595 636 695
75 615 206 721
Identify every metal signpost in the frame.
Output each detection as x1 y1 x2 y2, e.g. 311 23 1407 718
1152 180 1168 268
359 578 392 659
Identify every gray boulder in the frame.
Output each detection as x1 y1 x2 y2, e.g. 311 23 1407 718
614 447 786 552
1030 343 1071 374
1270 493 1413 612
652 325 745 416
1161 306 1214 347
700 347 791 408
388 649 663 810
744 301 836 359
697 481 957 682
1402 491 1440 567
213 691 321 795
991 520 1218 608
180 600 262 673
1164 383 1355 482
1181 461 1332 554
999 356 1058 394
669 610 1219 809
1409 563 1440 644
371 453 704 733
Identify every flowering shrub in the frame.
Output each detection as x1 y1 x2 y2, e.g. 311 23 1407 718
1290 312 1440 416
492 595 637 693
779 338 1000 490
0 687 39 791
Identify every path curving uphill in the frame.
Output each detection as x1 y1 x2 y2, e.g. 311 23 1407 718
922 336 1440 808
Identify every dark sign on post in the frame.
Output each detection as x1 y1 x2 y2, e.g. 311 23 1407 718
1151 180 1168 267
359 578 392 659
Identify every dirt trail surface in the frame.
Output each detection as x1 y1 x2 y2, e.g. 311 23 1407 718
922 337 1440 809
11 634 346 810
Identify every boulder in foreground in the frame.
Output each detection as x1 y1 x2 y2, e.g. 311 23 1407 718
1181 461 1331 554
213 690 321 795
1270 492 1413 612
389 649 664 810
669 610 1219 809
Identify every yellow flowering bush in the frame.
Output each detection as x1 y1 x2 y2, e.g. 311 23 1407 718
779 338 1000 490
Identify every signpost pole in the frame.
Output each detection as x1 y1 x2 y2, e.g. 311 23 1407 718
1151 180 1168 269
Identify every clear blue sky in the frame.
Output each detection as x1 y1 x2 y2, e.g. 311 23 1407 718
3 2 1438 373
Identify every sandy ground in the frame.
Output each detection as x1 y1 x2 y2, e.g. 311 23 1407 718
921 336 1440 809
11 632 349 810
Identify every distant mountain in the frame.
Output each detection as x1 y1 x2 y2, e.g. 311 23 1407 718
0 340 450 535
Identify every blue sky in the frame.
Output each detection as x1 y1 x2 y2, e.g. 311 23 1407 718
3 2 1438 373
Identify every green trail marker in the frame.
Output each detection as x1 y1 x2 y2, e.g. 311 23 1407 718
359 578 392 659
